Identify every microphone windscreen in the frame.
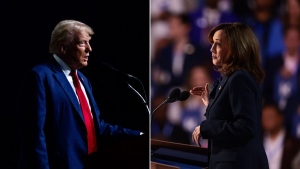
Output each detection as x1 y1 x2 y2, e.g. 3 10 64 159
179 91 190 101
168 88 181 99
99 62 130 79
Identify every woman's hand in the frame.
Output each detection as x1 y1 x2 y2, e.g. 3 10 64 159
190 83 209 107
192 126 201 147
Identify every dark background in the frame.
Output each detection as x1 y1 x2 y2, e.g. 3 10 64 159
1 1 149 169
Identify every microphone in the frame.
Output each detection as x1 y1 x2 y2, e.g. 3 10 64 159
165 88 181 103
151 88 184 119
178 91 190 101
99 62 148 104
99 62 134 79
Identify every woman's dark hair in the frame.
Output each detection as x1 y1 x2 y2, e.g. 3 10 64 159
208 22 265 83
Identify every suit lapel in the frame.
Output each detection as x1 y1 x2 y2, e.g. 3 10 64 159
205 76 229 116
53 71 85 121
47 57 86 122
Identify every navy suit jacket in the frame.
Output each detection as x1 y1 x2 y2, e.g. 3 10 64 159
17 56 140 169
200 70 269 169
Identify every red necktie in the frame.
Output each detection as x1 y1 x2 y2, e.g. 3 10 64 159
70 70 97 154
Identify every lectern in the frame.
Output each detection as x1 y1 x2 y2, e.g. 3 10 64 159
97 135 149 169
151 139 209 169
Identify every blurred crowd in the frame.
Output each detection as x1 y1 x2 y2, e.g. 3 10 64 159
150 0 300 168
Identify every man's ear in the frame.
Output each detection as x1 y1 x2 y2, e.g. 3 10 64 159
59 44 66 54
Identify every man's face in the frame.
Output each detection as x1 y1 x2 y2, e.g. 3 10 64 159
65 31 92 70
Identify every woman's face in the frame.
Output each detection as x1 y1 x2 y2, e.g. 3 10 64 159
210 30 229 66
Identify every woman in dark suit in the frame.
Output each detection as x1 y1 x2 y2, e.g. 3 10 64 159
190 23 269 169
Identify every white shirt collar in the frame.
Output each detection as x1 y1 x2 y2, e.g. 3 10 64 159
53 54 74 76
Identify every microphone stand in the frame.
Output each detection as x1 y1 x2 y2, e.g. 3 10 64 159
151 99 168 121
127 83 150 115
150 88 181 121
127 83 150 136
149 97 173 156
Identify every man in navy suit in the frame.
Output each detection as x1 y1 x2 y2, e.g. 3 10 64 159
17 20 143 169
